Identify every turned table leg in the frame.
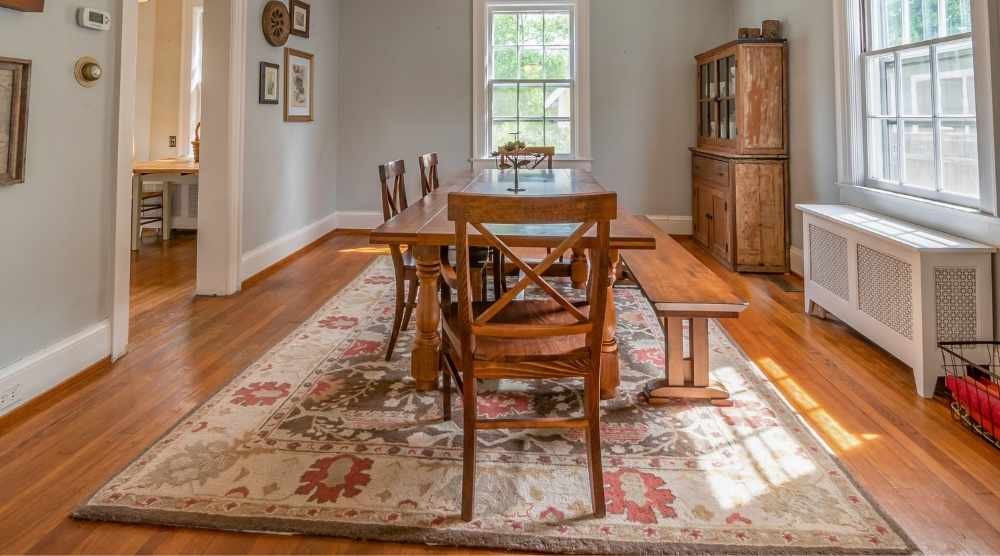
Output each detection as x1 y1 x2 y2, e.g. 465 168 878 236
570 247 589 290
412 245 442 391
600 248 620 400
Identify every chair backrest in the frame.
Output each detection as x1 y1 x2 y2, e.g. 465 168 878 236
378 160 408 223
500 146 555 170
417 152 440 197
447 192 617 355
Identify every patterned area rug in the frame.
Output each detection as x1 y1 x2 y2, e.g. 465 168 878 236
76 258 917 555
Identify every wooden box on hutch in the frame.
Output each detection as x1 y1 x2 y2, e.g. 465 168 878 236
690 39 790 273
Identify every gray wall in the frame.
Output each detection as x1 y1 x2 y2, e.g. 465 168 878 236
734 0 838 249
243 0 341 252
336 0 473 212
334 0 733 216
0 2 118 369
591 0 733 216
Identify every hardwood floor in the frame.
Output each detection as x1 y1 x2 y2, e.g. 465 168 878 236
1 232 998 554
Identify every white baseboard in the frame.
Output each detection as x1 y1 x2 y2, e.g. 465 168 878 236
0 321 110 417
240 213 339 281
646 215 694 236
790 246 804 277
333 211 383 230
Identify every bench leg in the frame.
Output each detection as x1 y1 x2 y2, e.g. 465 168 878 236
644 317 731 406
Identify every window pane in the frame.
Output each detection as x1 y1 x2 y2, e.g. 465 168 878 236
868 118 900 182
545 120 571 154
900 48 931 116
543 47 570 79
520 47 543 79
520 121 545 146
902 119 936 189
519 13 544 45
871 0 970 49
937 39 975 116
491 120 518 153
518 84 544 118
866 53 897 116
544 12 570 45
492 13 517 46
491 84 517 118
544 84 571 117
945 0 972 35
940 120 979 197
492 47 518 79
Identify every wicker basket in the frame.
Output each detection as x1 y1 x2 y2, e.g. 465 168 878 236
192 122 201 162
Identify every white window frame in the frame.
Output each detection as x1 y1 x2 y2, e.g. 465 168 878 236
472 0 591 168
835 0 999 217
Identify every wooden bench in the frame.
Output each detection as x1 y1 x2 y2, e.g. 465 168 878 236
621 217 749 406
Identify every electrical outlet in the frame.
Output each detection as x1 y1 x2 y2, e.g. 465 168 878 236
0 385 19 411
169 135 177 148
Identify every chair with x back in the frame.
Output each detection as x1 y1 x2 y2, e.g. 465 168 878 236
442 190 616 521
379 159 417 361
418 152 497 301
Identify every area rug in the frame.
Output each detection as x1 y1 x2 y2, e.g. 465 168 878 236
75 257 917 555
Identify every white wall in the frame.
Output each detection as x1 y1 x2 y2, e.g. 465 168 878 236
0 2 118 368
135 0 156 161
148 0 183 160
334 0 734 217
243 0 340 254
734 0 838 250
336 0 472 212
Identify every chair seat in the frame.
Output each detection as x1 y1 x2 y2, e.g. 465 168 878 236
443 299 592 364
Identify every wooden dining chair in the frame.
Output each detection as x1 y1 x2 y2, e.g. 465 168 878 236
379 160 418 361
417 152 497 300
442 190 616 521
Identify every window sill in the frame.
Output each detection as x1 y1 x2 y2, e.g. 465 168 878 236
469 158 594 172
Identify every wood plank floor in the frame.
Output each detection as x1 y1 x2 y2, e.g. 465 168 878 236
1 232 998 554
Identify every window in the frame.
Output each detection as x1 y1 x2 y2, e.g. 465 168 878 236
863 0 980 205
488 6 573 155
474 0 589 162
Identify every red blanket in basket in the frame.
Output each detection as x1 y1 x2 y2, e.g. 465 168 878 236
947 375 1000 436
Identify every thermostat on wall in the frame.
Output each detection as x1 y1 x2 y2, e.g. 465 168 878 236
77 7 112 31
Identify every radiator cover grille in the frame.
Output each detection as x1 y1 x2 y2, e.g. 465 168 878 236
934 267 977 342
808 225 849 301
857 244 913 340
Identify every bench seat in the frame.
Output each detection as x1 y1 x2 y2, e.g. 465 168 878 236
621 217 749 405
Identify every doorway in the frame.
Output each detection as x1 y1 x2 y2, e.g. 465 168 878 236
111 0 247 359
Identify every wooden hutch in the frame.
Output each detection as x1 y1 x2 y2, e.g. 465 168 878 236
691 39 790 273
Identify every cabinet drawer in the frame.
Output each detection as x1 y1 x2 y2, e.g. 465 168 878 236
692 155 730 188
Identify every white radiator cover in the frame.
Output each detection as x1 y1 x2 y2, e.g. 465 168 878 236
798 204 996 398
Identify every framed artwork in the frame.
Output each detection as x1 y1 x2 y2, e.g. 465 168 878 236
259 62 280 105
284 48 314 122
0 57 31 186
289 0 310 38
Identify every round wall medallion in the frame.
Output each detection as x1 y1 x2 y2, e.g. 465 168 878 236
262 0 291 47
74 56 102 88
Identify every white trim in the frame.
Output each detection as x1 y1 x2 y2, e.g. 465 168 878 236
470 157 592 172
178 0 194 158
646 215 694 236
0 322 110 417
472 0 591 160
973 0 999 215
790 246 804 277
111 0 139 360
240 213 339 282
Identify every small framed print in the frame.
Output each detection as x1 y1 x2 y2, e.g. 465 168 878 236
289 0 310 38
259 62 279 105
284 48 314 122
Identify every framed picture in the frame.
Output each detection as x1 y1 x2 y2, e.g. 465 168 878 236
259 62 279 105
284 48 314 122
289 0 310 38
0 57 31 186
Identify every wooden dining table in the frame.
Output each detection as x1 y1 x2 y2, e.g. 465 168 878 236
370 169 657 399
131 158 199 250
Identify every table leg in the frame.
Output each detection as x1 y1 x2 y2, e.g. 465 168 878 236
600 248 620 400
570 247 589 290
131 175 142 251
412 245 442 391
162 182 173 241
